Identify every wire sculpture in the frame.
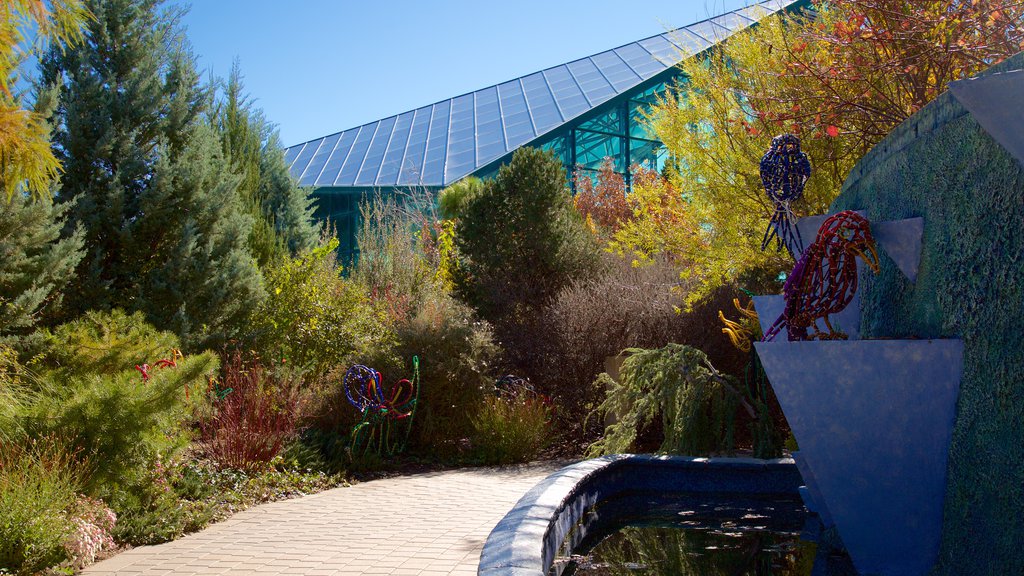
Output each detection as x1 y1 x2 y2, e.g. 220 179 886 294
763 210 880 342
760 134 812 256
344 356 420 457
719 296 782 458
718 297 761 353
494 374 536 400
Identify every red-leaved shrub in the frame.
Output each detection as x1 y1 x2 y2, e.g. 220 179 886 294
198 352 303 470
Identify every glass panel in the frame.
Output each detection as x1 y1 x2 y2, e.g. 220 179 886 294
316 129 357 186
613 44 666 80
738 4 772 20
311 191 360 263
354 115 397 185
445 93 476 183
283 143 303 168
521 73 562 135
398 106 432 185
759 0 791 12
567 59 616 106
288 139 320 182
299 132 341 186
336 124 376 186
475 87 506 165
629 138 666 172
686 20 729 43
591 51 641 92
498 80 535 149
639 35 685 66
541 135 568 166
376 111 415 186
575 129 624 172
421 100 451 185
628 100 658 139
712 12 755 32
664 28 711 54
543 67 589 120
579 108 623 136
630 82 667 104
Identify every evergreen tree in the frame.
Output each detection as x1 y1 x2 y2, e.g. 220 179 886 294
212 62 317 266
40 0 262 349
0 193 84 347
455 147 599 324
0 81 84 349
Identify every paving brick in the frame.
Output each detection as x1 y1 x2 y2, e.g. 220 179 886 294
82 461 566 575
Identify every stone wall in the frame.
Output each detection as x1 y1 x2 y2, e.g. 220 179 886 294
830 53 1024 576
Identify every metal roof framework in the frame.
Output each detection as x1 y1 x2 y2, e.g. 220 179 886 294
285 0 797 190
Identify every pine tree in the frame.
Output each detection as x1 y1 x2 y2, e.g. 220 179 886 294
212 62 317 266
40 0 263 349
0 79 84 349
0 193 84 347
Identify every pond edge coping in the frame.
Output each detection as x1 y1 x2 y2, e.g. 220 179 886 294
477 454 801 576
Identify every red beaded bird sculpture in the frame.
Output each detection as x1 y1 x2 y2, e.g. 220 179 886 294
763 210 880 342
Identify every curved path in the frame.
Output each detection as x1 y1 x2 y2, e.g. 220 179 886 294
84 461 566 576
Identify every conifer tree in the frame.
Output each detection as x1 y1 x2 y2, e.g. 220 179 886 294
0 193 84 346
455 147 599 324
213 63 317 266
40 0 262 349
0 80 84 348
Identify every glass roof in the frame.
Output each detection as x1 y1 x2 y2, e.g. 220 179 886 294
286 0 799 189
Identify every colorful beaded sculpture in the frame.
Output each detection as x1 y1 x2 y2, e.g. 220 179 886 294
718 297 761 353
344 356 420 457
494 374 536 400
763 210 880 341
760 134 812 256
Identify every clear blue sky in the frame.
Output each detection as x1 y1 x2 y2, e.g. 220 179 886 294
180 0 753 148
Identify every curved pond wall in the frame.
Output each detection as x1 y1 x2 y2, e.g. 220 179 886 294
477 455 801 576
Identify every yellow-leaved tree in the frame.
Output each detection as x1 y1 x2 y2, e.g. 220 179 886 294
0 0 87 199
631 1 1023 305
636 7 853 305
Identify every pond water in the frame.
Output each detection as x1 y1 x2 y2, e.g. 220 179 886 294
552 493 859 576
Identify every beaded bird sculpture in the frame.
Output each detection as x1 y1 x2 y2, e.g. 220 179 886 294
344 357 420 457
763 210 880 342
760 134 812 256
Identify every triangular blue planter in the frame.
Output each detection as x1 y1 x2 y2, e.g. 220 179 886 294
753 339 963 576
753 293 862 340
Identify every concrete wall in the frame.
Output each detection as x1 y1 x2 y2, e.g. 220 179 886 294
830 53 1024 576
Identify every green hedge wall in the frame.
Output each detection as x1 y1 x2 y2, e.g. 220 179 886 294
831 53 1024 576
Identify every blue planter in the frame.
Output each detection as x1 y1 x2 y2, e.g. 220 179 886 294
754 339 963 576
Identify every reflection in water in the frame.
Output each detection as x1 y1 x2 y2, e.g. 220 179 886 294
561 526 817 576
553 494 858 576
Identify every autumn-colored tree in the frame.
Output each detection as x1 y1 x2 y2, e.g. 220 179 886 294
0 0 87 198
645 1 1023 303
607 167 708 276
759 0 1024 155
572 158 632 238
646 9 840 304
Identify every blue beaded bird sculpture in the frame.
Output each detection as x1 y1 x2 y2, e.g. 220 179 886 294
760 134 812 256
763 210 880 342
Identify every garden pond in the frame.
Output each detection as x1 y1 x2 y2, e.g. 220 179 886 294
551 492 859 576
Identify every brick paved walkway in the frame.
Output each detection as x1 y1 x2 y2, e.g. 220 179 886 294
83 461 565 576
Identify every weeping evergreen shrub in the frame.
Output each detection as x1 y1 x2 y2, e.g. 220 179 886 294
587 343 740 457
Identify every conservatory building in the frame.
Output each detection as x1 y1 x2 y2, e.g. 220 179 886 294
285 0 800 259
